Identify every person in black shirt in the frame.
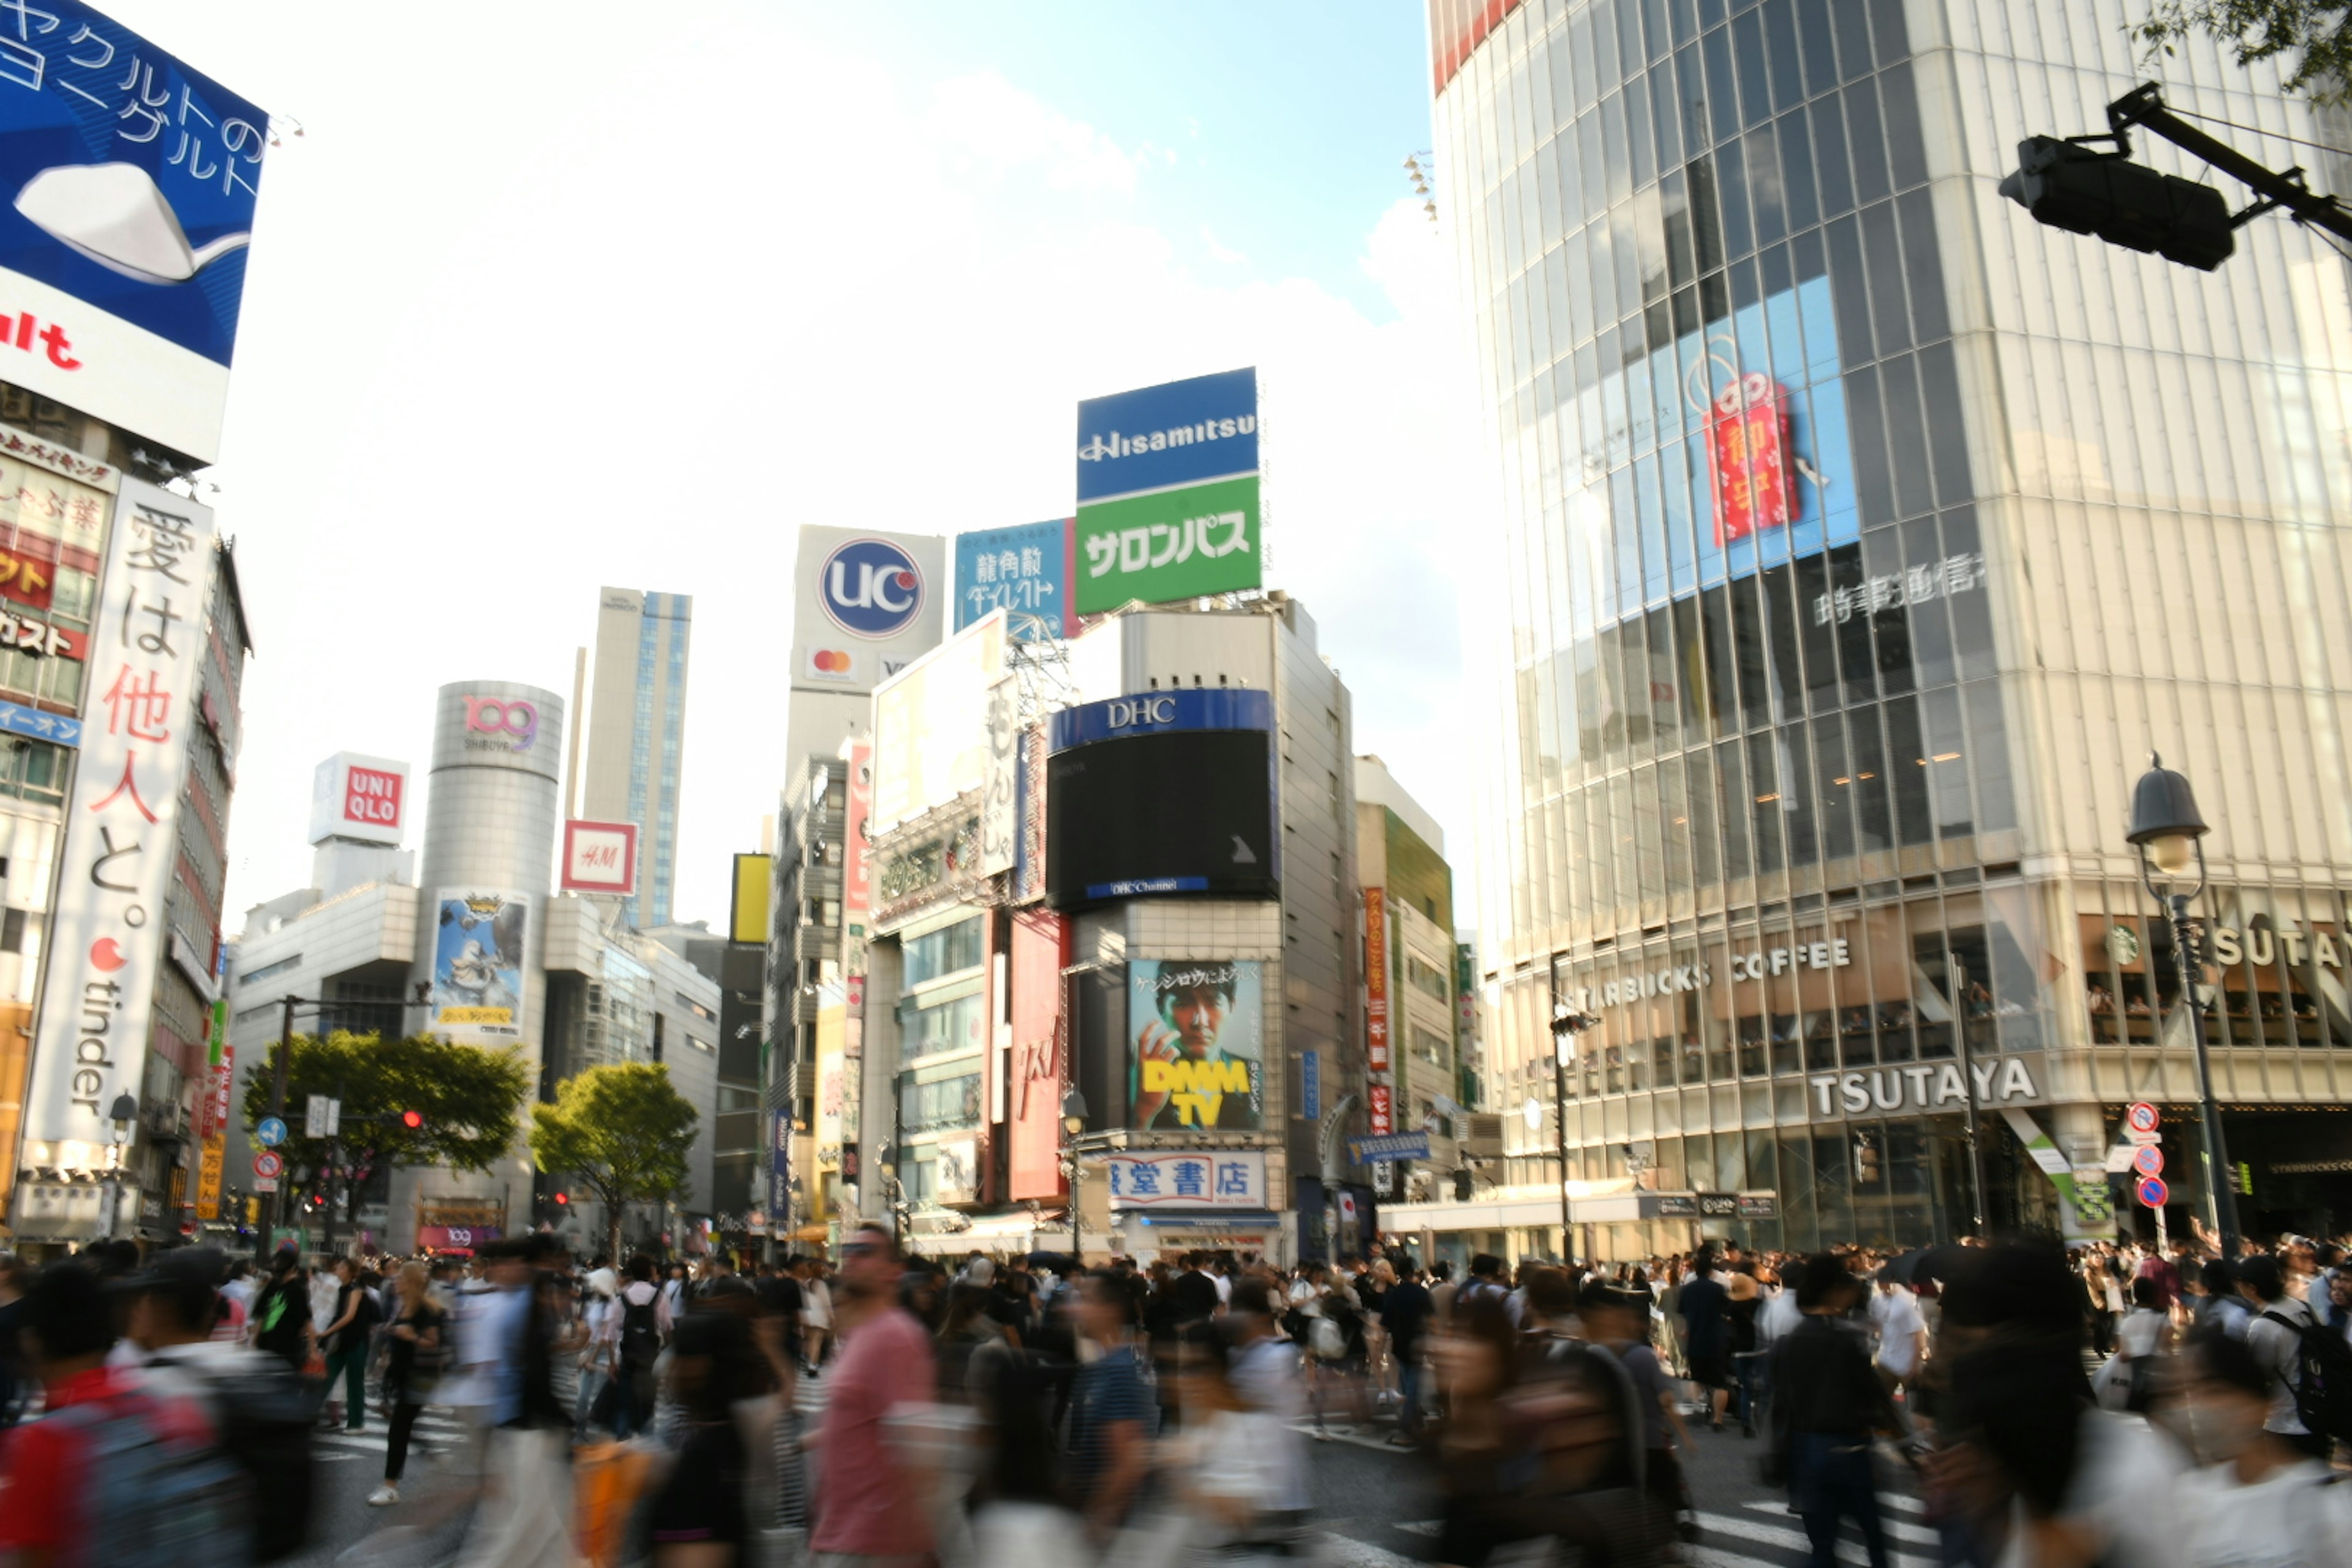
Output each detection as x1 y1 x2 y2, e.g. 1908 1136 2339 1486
1676 1250 1733 1430
1169 1251 1222 1324
249 1248 314 1372
1380 1263 1435 1442
1770 1254 1898 1568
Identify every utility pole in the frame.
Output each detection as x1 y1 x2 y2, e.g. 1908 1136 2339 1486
257 994 298 1261
1951 959 1989 1237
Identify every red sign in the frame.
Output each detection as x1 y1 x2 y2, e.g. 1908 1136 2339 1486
0 606 78 659
200 1043 232 1140
1364 889 1391 1077
842 740 873 920
1369 1084 1393 1135
1008 910 1069 1201
560 818 639 894
1708 374 1796 545
343 765 404 832
0 544 53 609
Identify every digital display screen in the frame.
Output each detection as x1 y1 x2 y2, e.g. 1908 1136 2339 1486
1045 729 1275 907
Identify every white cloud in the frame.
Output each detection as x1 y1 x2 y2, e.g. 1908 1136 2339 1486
1200 225 1248 265
91 3 1474 935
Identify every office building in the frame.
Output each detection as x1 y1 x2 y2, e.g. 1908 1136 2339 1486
584 588 693 930
1431 0 2352 1256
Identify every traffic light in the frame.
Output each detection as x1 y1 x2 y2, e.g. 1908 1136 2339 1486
1999 135 2234 270
552 1191 568 1206
401 1109 423 1129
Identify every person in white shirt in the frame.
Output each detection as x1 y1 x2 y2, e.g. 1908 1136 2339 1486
1869 1276 1927 1408
2239 1253 2326 1458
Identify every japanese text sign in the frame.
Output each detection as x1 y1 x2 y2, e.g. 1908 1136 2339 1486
1101 1149 1267 1210
1074 368 1262 614
0 1 270 460
1708 373 1795 545
25 478 212 1159
1369 1082 1393 1134
955 519 1071 639
1365 888 1390 1077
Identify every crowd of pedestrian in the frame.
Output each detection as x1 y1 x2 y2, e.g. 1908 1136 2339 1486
0 1224 2348 1566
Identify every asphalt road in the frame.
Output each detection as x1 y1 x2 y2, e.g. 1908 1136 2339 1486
292 1377 1934 1568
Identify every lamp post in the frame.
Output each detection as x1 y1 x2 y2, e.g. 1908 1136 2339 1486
1950 955 1989 1237
1061 1088 1088 1265
1547 1009 1599 1262
97 1091 135 1240
2126 753 2241 1257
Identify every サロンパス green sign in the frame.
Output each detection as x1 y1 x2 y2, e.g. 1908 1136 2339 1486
1073 473 1261 614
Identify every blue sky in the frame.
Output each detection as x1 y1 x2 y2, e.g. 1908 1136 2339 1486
97 2 1478 929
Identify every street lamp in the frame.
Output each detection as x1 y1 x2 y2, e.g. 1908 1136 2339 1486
1545 1009 1600 1262
2126 753 2240 1256
1061 1088 1088 1265
97 1091 135 1240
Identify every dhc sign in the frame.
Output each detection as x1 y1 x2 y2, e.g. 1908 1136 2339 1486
1049 687 1273 752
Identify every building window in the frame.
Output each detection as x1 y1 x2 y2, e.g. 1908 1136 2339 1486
1406 954 1450 1001
903 917 984 988
898 990 983 1065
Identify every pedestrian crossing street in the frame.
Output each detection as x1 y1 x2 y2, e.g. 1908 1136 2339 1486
1324 1491 1942 1568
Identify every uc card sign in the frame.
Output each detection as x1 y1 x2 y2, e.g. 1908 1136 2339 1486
1074 368 1261 613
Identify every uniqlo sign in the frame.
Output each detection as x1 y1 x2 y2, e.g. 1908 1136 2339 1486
1708 374 1796 545
344 767 403 831
308 752 410 848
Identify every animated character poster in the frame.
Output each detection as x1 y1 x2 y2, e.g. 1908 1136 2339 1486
432 890 530 1044
1129 959 1262 1131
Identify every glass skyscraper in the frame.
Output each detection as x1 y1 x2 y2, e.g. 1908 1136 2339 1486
1433 0 2352 1253
586 587 694 930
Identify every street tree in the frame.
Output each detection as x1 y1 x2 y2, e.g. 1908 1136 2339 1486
527 1062 699 1264
2134 2 2352 105
239 1030 529 1232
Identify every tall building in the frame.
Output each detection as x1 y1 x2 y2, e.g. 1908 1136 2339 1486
585 587 693 930
1433 0 2352 1258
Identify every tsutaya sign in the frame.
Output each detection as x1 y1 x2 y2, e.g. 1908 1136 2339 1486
1809 1056 2045 1120
1562 936 1852 1014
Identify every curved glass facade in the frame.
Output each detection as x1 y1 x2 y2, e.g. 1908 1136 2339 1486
1435 0 2352 1251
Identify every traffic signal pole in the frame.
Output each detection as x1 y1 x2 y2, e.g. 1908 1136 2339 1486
256 994 296 1263
2103 85 2352 247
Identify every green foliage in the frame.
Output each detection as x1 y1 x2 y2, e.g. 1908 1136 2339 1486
528 1063 699 1257
238 1030 529 1213
2133 2 2352 105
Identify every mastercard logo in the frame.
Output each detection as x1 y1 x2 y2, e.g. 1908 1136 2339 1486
811 650 853 673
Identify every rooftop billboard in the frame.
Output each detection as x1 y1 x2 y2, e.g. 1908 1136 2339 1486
1073 368 1262 614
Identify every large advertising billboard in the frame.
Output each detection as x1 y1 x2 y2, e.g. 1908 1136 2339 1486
1044 689 1275 907
21 478 211 1164
1129 959 1264 1131
869 611 1006 836
954 519 1071 639
0 2 269 461
1074 368 1262 612
791 525 946 698
430 890 529 1046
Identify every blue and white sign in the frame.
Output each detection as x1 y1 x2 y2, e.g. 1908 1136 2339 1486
0 696 76 747
254 1115 286 1148
0 1 268 461
955 519 1070 639
818 535 926 639
768 1107 791 1215
1349 1131 1431 1164
1076 367 1259 503
1301 1050 1320 1121
1048 687 1273 752
1101 1149 1267 1210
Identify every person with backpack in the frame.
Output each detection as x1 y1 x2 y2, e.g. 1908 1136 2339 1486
2239 1251 2351 1461
0 1260 249 1566
127 1248 316 1564
368 1261 447 1508
248 1248 313 1373
612 1254 663 1440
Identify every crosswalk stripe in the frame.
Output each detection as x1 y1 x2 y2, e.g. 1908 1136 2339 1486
1877 1491 1928 1517
1317 1534 1421 1568
1740 1499 1940 1545
1683 1548 1795 1568
1691 1509 1936 1568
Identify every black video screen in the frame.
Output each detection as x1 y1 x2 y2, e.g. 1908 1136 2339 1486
1046 729 1276 907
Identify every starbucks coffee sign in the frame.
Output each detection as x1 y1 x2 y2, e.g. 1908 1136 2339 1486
1564 937 1852 1014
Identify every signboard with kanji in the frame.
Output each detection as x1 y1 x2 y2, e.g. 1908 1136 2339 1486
1101 1150 1266 1210
21 480 213 1161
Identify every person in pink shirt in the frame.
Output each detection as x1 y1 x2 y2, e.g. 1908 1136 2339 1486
809 1221 937 1568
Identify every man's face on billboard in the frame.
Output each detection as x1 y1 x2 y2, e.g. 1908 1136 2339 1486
1164 985 1226 1057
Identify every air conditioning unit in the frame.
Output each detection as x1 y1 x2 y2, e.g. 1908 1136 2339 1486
1463 1114 1505 1156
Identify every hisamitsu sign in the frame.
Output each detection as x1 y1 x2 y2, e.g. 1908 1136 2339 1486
1074 368 1262 613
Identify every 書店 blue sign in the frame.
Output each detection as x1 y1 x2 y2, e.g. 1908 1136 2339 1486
1076 367 1259 503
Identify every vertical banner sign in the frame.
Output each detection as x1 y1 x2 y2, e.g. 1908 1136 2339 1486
24 481 214 1159
0 2 270 463
769 1107 791 1217
1364 889 1391 1076
1370 1083 1393 1136
842 741 873 927
1301 1049 1321 1121
430 891 530 1044
1074 368 1263 613
1705 372 1796 545
978 675 1018 876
